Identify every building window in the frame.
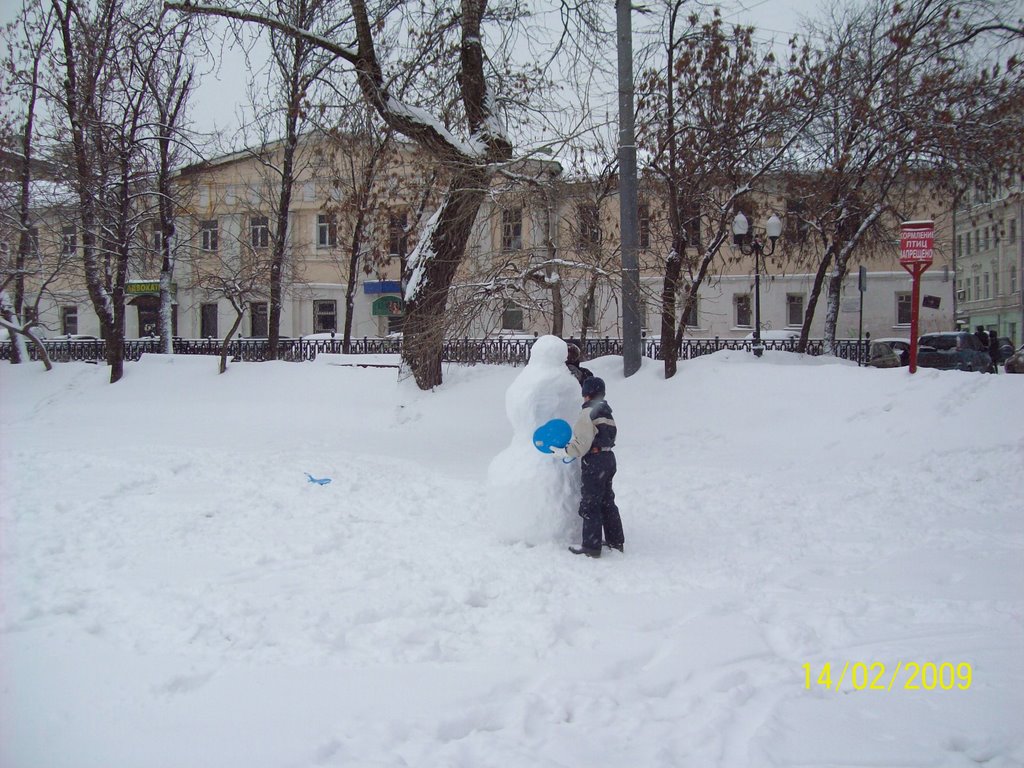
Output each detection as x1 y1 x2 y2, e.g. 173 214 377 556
994 267 1000 296
250 215 270 249
966 231 971 255
313 300 337 333
735 294 752 328
201 303 218 338
785 199 810 244
787 294 804 327
200 220 218 252
62 225 77 255
956 235 962 257
1011 265 1018 294
983 273 990 298
61 305 78 336
681 288 699 327
389 212 408 258
897 292 912 325
578 203 601 246
1009 219 1017 243
250 301 268 337
501 299 523 331
975 230 980 252
638 203 650 249
152 222 164 252
973 275 980 300
501 208 523 251
317 213 337 248
965 279 972 301
983 227 989 250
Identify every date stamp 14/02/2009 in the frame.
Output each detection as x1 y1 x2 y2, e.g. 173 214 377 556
802 662 973 692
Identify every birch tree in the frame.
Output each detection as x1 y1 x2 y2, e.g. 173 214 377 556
144 13 199 354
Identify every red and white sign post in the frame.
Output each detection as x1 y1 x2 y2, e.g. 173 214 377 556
899 220 934 373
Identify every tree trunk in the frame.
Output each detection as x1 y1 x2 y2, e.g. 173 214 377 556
823 267 845 356
798 243 835 353
402 168 490 389
157 136 176 355
660 242 684 378
220 311 244 373
342 225 362 354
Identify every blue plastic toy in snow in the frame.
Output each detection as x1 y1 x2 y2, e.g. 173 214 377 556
305 473 332 486
532 419 575 463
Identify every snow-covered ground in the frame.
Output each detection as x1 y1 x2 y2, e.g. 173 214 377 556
1 350 1022 767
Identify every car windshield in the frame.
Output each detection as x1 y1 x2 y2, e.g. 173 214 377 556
921 335 957 351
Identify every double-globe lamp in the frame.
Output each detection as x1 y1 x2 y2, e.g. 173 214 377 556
732 212 783 357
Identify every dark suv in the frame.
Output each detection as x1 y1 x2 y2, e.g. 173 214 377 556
917 332 992 373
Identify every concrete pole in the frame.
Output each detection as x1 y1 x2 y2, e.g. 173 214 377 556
617 0 642 377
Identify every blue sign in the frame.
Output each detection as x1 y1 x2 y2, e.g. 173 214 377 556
364 281 402 294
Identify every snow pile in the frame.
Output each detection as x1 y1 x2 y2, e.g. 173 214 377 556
486 335 582 545
1 350 1022 767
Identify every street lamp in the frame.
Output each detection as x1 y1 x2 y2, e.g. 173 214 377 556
733 212 783 357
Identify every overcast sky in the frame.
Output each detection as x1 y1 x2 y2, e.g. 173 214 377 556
1 0 822 149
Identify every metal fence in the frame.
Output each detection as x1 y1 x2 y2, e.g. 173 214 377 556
1 335 868 365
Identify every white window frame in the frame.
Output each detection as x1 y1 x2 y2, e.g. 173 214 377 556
317 213 337 248
200 220 218 252
250 215 270 249
896 292 912 325
501 299 524 331
501 208 523 251
61 305 78 336
313 299 337 333
735 294 752 328
62 225 77 255
786 293 804 327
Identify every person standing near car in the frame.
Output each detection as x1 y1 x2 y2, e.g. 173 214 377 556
988 330 1001 373
975 325 990 353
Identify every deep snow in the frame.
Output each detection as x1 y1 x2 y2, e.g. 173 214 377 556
1 350 1022 767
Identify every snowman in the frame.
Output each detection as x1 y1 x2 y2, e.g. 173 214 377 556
486 335 583 546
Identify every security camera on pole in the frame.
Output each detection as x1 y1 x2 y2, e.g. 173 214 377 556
899 220 934 373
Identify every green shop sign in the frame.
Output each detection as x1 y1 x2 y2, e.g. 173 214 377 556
126 280 176 296
371 296 404 316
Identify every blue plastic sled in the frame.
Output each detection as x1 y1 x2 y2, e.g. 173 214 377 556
532 419 575 463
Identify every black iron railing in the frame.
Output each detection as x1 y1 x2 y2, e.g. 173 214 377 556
0 335 869 366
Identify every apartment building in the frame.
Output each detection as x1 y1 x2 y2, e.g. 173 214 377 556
4 135 959 346
954 182 1022 345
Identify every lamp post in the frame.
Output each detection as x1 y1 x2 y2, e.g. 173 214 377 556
732 212 783 357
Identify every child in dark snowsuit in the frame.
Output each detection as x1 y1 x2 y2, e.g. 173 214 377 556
550 376 624 558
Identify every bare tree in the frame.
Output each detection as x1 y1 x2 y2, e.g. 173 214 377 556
50 0 165 382
637 5 817 377
144 12 199 354
190 221 273 373
1 0 55 364
789 0 1023 354
166 0 555 389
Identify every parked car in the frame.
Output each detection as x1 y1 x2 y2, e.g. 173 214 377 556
1004 344 1024 374
917 332 991 373
867 337 910 368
